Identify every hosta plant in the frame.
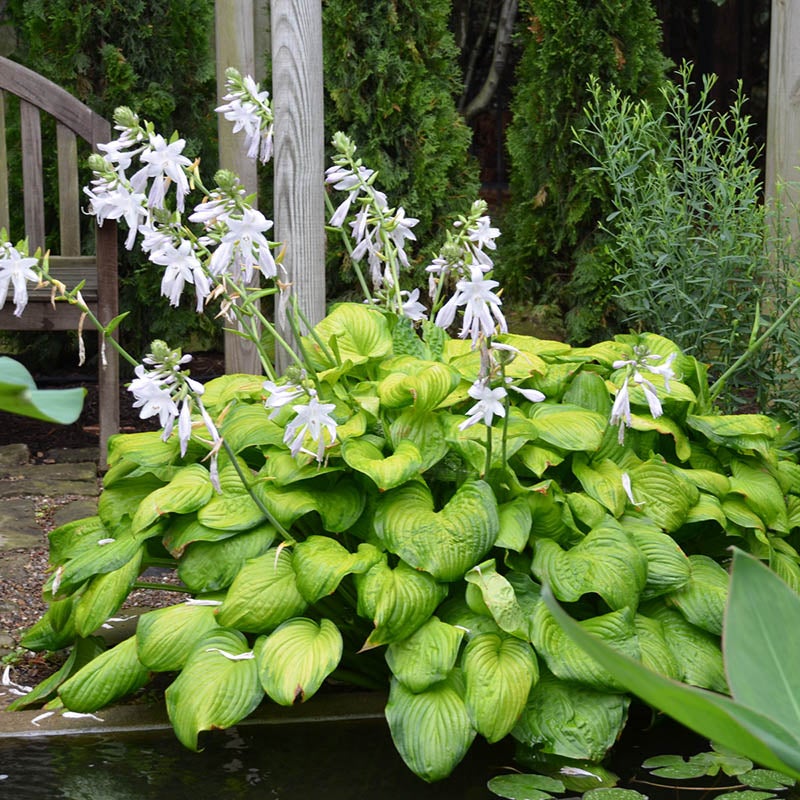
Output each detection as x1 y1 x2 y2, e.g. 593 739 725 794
7 69 800 785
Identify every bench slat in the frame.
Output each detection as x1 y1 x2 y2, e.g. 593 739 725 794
57 123 80 256
20 99 44 252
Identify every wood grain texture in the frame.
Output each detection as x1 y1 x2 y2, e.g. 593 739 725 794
271 0 325 373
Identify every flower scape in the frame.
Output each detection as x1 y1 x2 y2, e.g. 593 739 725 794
6 68 800 784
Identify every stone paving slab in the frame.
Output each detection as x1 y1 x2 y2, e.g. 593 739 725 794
0 497 40 549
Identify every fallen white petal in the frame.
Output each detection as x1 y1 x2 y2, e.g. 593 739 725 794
61 711 104 722
559 767 601 780
184 599 223 606
31 711 56 727
205 648 255 661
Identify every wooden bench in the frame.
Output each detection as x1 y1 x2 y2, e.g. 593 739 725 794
0 56 119 465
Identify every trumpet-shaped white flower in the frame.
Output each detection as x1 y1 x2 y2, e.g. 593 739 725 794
208 208 276 283
216 72 274 164
131 133 192 212
468 215 501 251
84 179 148 250
263 379 305 419
435 265 507 344
459 379 507 430
152 238 210 312
129 364 180 431
0 244 39 316
400 288 427 321
610 378 632 444
284 393 338 463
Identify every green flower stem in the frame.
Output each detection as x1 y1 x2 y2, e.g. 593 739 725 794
325 193 373 303
292 297 337 367
484 419 493 478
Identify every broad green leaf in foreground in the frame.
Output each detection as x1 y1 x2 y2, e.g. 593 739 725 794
136 603 220 671
0 356 85 423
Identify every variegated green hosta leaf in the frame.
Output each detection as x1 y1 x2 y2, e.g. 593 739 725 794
530 602 639 691
729 459 790 534
515 442 566 478
216 547 307 633
463 632 538 742
292 536 382 603
341 438 422 491
392 314 429 359
770 543 800 594
106 429 180 470
260 447 343 487
20 597 77 651
219 403 285 452
73 549 144 637
512 672 629 761
572 455 627 517
373 479 499 581
629 413 692 462
254 476 364 532
163 515 238 557
166 628 262 751
385 670 476 783
787 496 800 531
685 493 728 528
529 404 608 452
687 414 778 459
176 524 276 592
625 459 700 532
527 481 575 542
723 497 767 534
201 373 265 411
98 475 167 536
496 496 533 552
198 464 267 531
386 617 464 693
136 603 220 671
356 558 448 648
634 613 682 680
59 635 149 712
623 516 691 598
465 559 528 639
307 302 392 367
641 601 726 692
255 617 343 705
532 524 647 611
447 410 537 474
567 492 608 530
377 359 460 412
437 596 503 640
388 408 449 471
48 516 108 564
777 460 800 494
132 464 214 533
572 339 632 366
562 369 611 415
45 534 144 600
681 468 731 498
665 554 728 636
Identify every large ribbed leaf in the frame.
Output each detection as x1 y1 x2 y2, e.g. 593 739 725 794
465 559 528 639
681 468 731 498
386 617 464 693
572 455 627 517
163 516 239 557
514 443 566 478
625 459 699 532
166 628 262 751
216 548 307 633
197 464 267 531
630 414 692 461
177 524 276 592
496 497 533 552
388 409 449 471
19 598 77 651
255 617 342 705
136 604 220 671
374 479 499 581
385 671 476 782
529 404 607 452
530 603 639 691
201 374 265 411
729 459 789 533
59 636 149 712
48 516 108 564
685 493 727 527
377 360 460 412
98 475 166 536
308 302 392 366
532 524 647 611
665 555 729 635
132 464 214 533
341 438 422 491
74 549 144 637
687 414 777 459
463 632 538 742
356 558 448 648
634 614 681 680
624 517 691 598
106 429 180 470
512 672 629 761
219 403 285 452
641 602 726 692
259 447 343 487
292 536 382 603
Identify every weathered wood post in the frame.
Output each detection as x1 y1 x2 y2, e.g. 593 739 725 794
270 0 326 373
215 0 263 375
765 0 800 239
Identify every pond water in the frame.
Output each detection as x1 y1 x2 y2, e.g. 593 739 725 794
0 718 512 799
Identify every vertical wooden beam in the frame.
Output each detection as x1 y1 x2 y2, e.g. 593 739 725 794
765 0 800 235
0 92 9 236
20 99 44 252
270 0 326 373
215 0 263 375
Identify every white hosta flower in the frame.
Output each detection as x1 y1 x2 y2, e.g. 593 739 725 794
129 364 180 431
634 371 663 418
400 288 427 321
621 472 643 507
510 384 546 403
643 351 677 390
84 179 148 250
435 265 507 344
284 393 338 463
178 398 193 456
610 378 632 445
263 379 305 419
468 215 501 251
0 244 39 316
209 208 276 282
217 73 274 164
153 239 210 312
130 133 192 212
386 207 418 267
459 379 507 430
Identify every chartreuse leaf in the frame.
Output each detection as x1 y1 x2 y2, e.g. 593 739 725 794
634 614 682 680
729 459 789 533
216 548 307 633
106 429 180 470
687 414 777 459
292 536 382 603
98 475 167 536
543 582 800 779
624 517 691 598
665 555 729 635
496 497 533 552
219 403 285 452
630 413 691 461
255 617 343 704
377 359 460 412
532 524 647 611
166 628 262 751
357 558 447 648
341 438 422 491
177 523 276 592
386 617 464 693
48 516 108 564
374 479 499 581
136 604 220 671
529 404 607 452
388 408 449 471
308 302 392 367
626 459 699 532
572 455 627 517
197 463 266 531
529 603 639 692
515 442 566 478
726 549 800 744
512 672 629 761
74 548 144 636
201 374 264 411
465 559 528 638
19 598 77 651
463 632 538 742
260 447 343 486
437 596 503 640
132 464 214 532
59 635 149 712
385 670 476 783
0 356 86 422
